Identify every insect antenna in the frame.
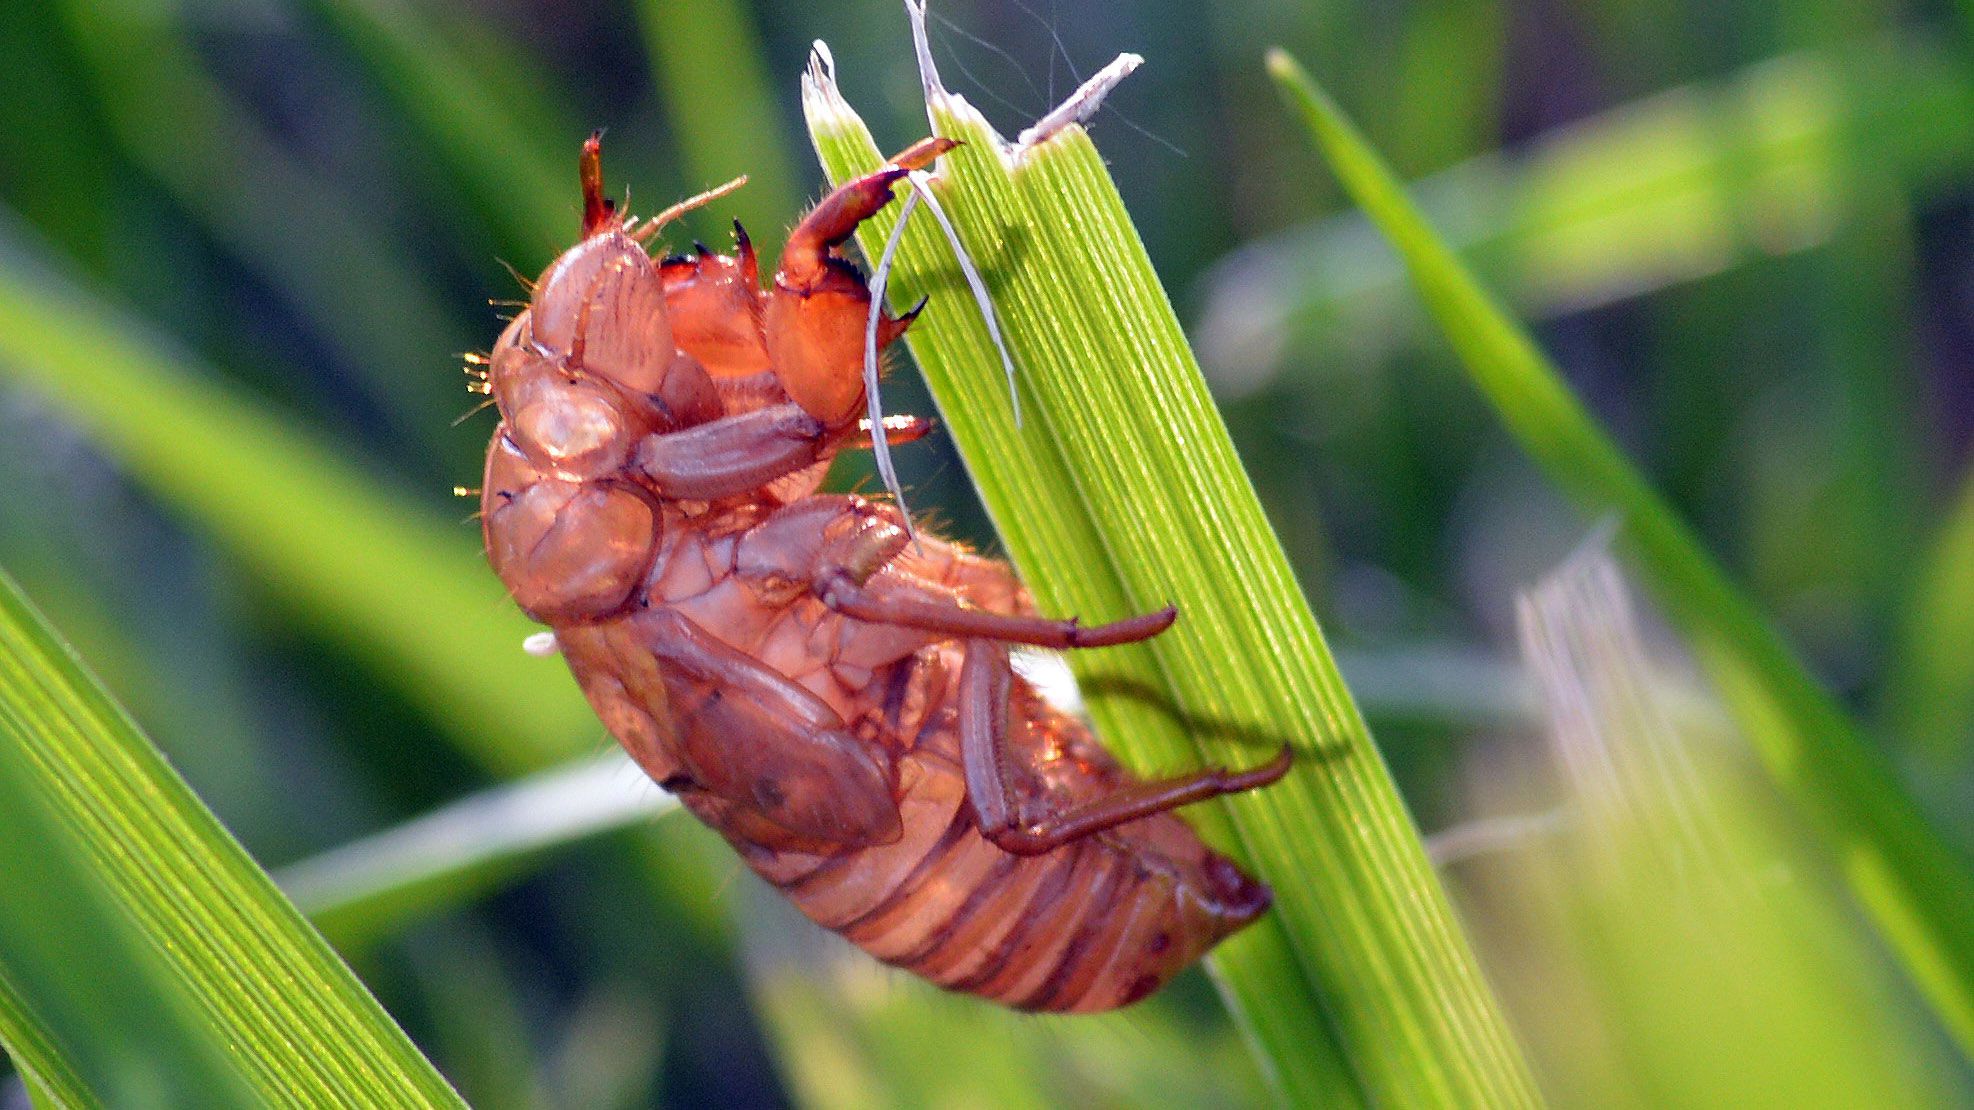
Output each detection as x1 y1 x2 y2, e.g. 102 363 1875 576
630 174 751 245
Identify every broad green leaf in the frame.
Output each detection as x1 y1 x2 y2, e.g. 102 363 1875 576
805 12 1538 1104
0 567 460 1107
1268 47 1974 1057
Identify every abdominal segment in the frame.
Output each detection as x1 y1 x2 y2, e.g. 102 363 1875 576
700 645 1271 1014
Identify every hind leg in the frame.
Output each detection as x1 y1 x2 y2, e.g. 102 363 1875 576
956 638 1292 856
889 532 1038 617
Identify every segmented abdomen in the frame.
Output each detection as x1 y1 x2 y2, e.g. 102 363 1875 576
707 647 1270 1014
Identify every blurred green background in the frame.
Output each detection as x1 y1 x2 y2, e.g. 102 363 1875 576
3 0 1973 1105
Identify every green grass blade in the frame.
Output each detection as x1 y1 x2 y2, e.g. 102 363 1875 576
1267 47 1974 1057
15 1064 67 1110
301 0 574 264
1202 35 1974 395
282 753 675 947
633 0 803 237
0 567 461 1107
0 700 249 1108
0 211 594 775
805 22 1537 1105
1886 461 1974 772
52 0 470 453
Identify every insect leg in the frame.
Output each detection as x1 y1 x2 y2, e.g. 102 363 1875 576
958 638 1292 856
766 140 962 431
984 751 1293 856
958 637 1019 833
892 535 1036 617
632 402 831 499
808 512 1164 645
884 135 958 174
779 138 959 289
819 570 1175 649
638 607 903 846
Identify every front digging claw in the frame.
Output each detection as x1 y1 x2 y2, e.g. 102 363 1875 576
764 139 961 430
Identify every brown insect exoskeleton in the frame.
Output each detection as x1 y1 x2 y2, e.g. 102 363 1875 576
477 134 1291 1012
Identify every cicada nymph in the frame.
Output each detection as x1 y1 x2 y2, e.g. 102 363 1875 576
477 135 1289 1012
